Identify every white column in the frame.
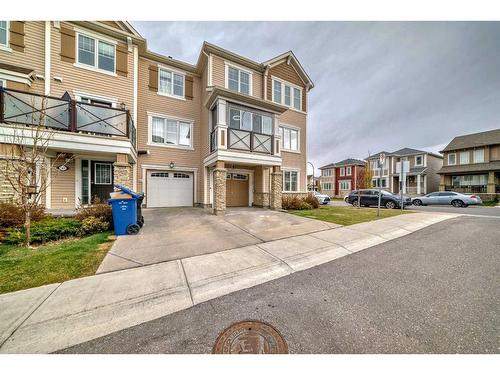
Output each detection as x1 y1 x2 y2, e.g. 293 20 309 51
44 21 51 95
417 174 421 194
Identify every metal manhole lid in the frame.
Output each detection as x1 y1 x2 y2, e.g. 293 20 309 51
212 320 288 354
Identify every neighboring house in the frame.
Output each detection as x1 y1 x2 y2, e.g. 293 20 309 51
438 128 500 200
0 21 314 215
319 158 366 197
307 174 319 191
365 148 443 195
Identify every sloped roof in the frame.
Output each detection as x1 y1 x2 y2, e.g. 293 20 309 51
334 158 366 167
392 147 425 156
263 50 314 90
441 128 500 152
365 151 392 160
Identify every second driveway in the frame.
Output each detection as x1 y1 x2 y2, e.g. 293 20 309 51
97 207 339 273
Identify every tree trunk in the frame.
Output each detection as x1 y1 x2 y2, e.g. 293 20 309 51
24 210 31 247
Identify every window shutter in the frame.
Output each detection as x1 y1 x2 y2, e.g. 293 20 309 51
9 21 25 52
116 44 128 77
148 65 158 91
60 27 76 62
185 75 194 100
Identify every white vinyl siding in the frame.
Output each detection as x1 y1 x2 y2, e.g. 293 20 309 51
473 149 484 163
0 21 8 47
150 115 192 148
279 126 299 151
77 33 115 73
226 65 251 95
283 170 299 192
272 77 302 111
159 68 185 98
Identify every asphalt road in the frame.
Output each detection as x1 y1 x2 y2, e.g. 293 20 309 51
61 216 500 354
410 205 500 217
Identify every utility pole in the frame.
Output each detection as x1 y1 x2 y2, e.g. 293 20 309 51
307 161 315 192
377 153 385 217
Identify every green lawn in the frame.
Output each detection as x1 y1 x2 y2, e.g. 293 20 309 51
289 205 412 226
0 232 114 294
481 200 499 207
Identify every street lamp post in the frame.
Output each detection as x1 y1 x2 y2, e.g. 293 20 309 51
307 161 315 192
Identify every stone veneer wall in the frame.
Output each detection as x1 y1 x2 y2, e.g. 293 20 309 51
253 192 270 208
270 169 283 210
213 166 226 215
113 162 133 188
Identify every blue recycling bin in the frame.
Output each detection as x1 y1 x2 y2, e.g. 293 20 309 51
108 184 143 235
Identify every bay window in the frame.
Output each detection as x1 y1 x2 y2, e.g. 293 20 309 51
283 170 298 192
228 107 273 134
159 67 185 98
77 33 115 73
150 116 192 147
0 21 8 47
227 65 251 95
279 126 299 151
272 78 302 111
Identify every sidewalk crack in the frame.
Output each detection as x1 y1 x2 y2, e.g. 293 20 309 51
179 260 195 306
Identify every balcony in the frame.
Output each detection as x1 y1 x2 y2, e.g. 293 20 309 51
210 127 274 155
445 185 487 194
0 87 136 148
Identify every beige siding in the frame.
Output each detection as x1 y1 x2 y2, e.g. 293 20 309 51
267 61 307 111
136 56 203 204
490 145 500 161
50 159 75 209
50 22 135 117
426 155 443 193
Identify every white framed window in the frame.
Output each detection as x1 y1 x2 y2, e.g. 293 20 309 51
283 170 299 192
322 169 332 177
346 166 352 176
158 67 185 98
94 163 112 185
150 115 193 148
339 167 345 176
473 148 484 163
272 77 302 111
322 183 333 190
77 32 116 73
279 126 299 151
339 180 351 190
460 151 470 164
225 64 251 95
0 21 8 48
448 153 456 165
372 178 387 188
229 107 273 134
415 155 423 166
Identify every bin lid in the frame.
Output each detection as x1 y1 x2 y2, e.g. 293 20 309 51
114 184 142 198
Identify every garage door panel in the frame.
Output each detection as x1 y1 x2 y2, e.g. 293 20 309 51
147 171 193 208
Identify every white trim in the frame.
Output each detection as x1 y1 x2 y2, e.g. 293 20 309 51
44 21 51 95
279 124 300 153
224 61 253 96
132 44 138 128
75 30 117 75
147 113 194 150
448 152 457 166
0 21 9 49
271 75 303 112
157 65 185 100
73 26 118 45
415 154 424 167
45 157 52 209
339 179 352 191
141 164 198 208
94 162 112 185
73 90 118 106
282 167 301 193
0 70 33 86
208 54 213 87
346 166 352 176
203 149 282 168
73 62 117 77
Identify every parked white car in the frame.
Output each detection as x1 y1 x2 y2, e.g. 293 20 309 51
412 191 482 207
313 191 331 205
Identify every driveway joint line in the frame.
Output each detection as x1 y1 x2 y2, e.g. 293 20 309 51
179 260 195 306
107 252 144 266
0 283 62 350
222 218 266 243
255 244 295 273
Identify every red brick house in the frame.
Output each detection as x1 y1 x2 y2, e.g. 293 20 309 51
319 158 366 197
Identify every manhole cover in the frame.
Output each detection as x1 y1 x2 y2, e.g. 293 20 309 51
212 320 288 354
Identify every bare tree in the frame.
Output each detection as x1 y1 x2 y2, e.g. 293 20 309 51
0 94 72 246
355 166 366 208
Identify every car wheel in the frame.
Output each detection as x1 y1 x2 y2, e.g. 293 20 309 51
413 199 422 206
451 200 464 208
352 200 359 207
385 201 396 209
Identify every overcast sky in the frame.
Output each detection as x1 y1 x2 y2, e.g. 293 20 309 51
132 21 500 174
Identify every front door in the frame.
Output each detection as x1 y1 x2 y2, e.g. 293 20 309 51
226 173 249 207
90 161 114 203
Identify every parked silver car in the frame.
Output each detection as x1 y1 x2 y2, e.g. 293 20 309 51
313 191 331 205
412 191 482 207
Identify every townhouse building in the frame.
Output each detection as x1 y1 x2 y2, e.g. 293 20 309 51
0 21 314 215
438 128 500 200
318 158 366 197
365 148 442 195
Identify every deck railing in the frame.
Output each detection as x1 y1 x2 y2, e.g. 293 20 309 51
445 185 487 193
227 128 273 154
0 87 136 148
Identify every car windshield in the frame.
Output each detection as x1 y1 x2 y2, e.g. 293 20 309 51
381 190 394 196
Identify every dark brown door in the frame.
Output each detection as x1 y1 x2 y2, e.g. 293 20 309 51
226 174 249 207
90 161 114 203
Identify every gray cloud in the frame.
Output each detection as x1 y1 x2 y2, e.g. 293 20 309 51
132 21 500 174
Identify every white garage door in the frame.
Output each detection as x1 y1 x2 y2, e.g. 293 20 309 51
147 171 193 207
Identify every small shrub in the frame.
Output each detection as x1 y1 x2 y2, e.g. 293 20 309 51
5 218 82 245
75 202 112 226
0 202 47 228
299 202 313 210
282 195 303 210
304 194 320 209
79 216 110 236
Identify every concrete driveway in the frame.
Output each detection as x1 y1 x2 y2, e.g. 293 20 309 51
97 207 339 274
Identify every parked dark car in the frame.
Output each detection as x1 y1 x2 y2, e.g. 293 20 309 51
347 189 412 209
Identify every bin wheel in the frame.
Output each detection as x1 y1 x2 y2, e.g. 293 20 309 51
127 223 141 235
138 220 144 228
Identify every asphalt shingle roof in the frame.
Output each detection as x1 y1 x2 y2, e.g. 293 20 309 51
441 129 500 152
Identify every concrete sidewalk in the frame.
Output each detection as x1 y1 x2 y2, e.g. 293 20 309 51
0 211 458 353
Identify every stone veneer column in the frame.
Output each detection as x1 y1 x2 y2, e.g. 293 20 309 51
113 154 133 188
270 166 282 210
213 160 226 215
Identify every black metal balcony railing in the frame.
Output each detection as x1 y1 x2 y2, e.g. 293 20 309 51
445 185 487 193
227 128 273 154
0 87 136 148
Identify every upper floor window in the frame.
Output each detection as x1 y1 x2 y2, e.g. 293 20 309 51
77 33 115 73
159 67 185 98
0 21 8 47
279 126 299 151
322 169 332 177
150 115 192 148
346 166 352 176
460 151 470 164
474 148 484 163
272 78 302 111
229 107 272 135
340 167 345 176
415 155 423 166
448 153 456 165
226 65 251 95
